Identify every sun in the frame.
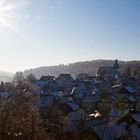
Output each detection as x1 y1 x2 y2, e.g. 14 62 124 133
0 0 29 31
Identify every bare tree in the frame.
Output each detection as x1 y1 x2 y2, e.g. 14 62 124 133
0 80 53 140
26 74 36 83
13 72 25 84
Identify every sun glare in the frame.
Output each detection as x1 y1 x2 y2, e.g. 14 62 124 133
0 0 29 30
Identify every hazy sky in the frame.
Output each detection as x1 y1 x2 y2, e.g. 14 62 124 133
0 0 140 72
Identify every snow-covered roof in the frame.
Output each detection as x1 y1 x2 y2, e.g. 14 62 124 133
112 84 121 88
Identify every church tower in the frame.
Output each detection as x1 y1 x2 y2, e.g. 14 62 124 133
113 59 119 69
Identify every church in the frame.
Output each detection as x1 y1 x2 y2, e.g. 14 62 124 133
97 60 120 79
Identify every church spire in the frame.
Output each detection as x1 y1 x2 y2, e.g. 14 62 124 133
113 59 119 69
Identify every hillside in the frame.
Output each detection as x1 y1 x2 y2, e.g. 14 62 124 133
0 71 14 82
24 60 140 79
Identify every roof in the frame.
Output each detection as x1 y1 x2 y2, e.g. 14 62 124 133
74 86 87 98
125 86 135 94
99 80 112 93
67 101 79 110
131 113 140 122
35 80 47 87
68 111 83 121
127 95 137 102
109 109 127 117
112 84 121 88
76 73 90 81
40 95 56 107
51 91 64 97
57 74 73 81
83 94 101 103
112 84 122 93
108 96 118 102
115 85 136 94
39 76 55 81
91 123 127 140
131 124 140 140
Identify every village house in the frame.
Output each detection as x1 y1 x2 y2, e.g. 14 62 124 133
62 109 86 133
56 74 74 94
76 73 90 81
98 93 113 114
81 94 101 113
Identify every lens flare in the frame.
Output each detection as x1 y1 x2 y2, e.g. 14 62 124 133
0 0 29 31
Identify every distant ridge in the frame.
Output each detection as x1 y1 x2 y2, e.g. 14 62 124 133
24 60 140 79
0 71 14 82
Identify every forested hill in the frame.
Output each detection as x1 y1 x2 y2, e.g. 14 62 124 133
24 60 140 79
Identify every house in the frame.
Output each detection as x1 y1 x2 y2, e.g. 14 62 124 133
35 76 56 88
113 91 137 112
126 95 137 111
41 79 59 93
60 101 79 114
60 94 73 104
81 94 101 113
112 85 136 108
39 93 63 118
56 74 73 94
98 80 112 93
73 82 88 104
84 115 105 130
56 74 73 85
98 94 112 114
130 124 140 140
131 113 140 123
62 109 85 133
124 113 140 140
39 94 57 108
108 109 128 125
76 73 90 81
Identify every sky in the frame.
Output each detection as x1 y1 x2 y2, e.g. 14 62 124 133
0 0 140 72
